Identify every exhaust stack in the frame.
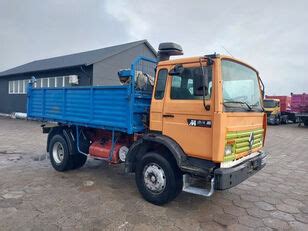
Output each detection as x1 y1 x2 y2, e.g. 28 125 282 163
158 42 183 61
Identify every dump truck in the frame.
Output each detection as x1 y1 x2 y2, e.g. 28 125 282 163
263 98 282 125
264 95 291 124
27 43 267 205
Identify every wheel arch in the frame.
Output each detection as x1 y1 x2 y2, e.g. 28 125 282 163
47 126 75 155
125 133 187 173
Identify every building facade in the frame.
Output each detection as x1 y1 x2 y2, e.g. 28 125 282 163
0 40 157 114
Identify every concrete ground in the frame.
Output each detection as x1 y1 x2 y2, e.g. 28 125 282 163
0 117 307 231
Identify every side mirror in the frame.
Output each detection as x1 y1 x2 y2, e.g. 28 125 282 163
194 66 210 96
169 64 184 76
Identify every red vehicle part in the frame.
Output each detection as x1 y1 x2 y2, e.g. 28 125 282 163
89 140 122 164
291 93 308 113
86 129 130 164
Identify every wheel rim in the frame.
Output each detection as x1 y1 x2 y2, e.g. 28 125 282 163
143 163 166 193
52 142 64 164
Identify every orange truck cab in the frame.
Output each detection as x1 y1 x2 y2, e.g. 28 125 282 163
128 43 267 204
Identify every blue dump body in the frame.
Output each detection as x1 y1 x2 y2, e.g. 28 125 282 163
27 56 157 134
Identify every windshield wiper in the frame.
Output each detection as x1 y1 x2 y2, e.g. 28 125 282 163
250 102 264 112
223 100 252 111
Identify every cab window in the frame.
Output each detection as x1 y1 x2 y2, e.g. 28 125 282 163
154 69 168 99
170 66 212 100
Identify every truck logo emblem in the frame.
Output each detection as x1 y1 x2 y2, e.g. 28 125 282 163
189 120 197 126
187 119 212 128
248 132 254 150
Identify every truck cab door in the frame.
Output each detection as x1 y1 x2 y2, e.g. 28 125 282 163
161 63 214 160
150 69 168 131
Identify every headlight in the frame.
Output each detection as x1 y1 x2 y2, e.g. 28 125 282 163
224 144 233 156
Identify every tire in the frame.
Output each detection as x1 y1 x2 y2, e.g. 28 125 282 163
64 128 88 170
71 154 87 169
49 134 73 171
275 116 281 125
135 152 183 205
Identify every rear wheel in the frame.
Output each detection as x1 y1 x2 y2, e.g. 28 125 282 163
71 154 87 169
49 134 73 171
135 152 183 205
64 128 88 170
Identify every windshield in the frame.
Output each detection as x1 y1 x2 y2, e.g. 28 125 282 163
222 60 262 112
263 99 278 108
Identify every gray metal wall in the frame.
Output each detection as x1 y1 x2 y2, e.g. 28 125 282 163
0 66 92 114
92 43 157 86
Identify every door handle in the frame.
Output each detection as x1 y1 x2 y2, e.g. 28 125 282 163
163 114 174 118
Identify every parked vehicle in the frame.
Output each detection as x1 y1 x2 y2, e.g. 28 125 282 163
27 43 267 205
264 96 291 124
291 93 308 126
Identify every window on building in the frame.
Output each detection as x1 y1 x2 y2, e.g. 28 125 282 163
24 79 30 93
42 78 48 88
13 81 18 93
35 78 41 88
8 75 76 94
8 79 31 94
56 77 63 87
9 81 13 94
19 80 24 94
49 77 55 87
64 76 70 86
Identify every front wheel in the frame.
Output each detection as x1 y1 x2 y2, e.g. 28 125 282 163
135 152 183 205
275 116 281 125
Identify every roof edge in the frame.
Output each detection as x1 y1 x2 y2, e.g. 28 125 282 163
85 39 157 66
0 64 87 78
0 40 157 78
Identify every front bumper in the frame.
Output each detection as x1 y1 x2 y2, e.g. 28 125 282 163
214 151 267 190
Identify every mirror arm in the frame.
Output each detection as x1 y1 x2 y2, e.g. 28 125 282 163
258 75 265 99
258 75 265 112
199 58 209 111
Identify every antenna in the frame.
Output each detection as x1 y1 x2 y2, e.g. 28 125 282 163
221 45 234 57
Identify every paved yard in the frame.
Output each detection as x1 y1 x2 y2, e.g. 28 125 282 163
0 117 307 231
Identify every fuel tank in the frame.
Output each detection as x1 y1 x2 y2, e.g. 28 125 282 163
89 140 121 164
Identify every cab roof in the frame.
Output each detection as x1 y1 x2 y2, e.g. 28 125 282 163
157 54 259 74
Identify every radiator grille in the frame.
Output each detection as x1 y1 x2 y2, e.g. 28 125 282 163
225 128 264 161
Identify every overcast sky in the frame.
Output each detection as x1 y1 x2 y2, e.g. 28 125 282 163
0 0 307 95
